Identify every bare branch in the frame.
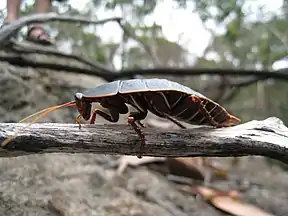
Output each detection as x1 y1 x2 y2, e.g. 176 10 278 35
10 39 115 74
204 77 265 103
1 13 287 88
0 52 114 81
228 77 264 87
0 117 288 164
267 27 288 53
115 67 288 81
0 13 122 46
216 78 265 103
1 46 288 83
117 20 162 66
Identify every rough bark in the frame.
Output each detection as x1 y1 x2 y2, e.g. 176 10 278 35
0 117 287 164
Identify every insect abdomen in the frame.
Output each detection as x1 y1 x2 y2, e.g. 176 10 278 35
169 94 230 125
121 90 232 127
198 98 229 124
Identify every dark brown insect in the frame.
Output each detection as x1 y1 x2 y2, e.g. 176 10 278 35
2 78 240 158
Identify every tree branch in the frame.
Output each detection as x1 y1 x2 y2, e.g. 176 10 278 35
0 117 287 164
116 67 288 81
0 51 114 81
1 14 288 84
10 39 115 74
1 47 288 84
117 20 162 66
0 13 122 46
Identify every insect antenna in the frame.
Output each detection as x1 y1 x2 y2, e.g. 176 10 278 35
1 100 76 147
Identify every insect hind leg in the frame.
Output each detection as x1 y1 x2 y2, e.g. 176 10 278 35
214 116 239 128
190 95 218 126
190 95 238 128
165 116 186 129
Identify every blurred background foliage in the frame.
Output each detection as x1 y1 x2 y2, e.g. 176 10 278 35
0 0 287 124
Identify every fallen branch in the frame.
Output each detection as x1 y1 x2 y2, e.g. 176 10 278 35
0 117 287 164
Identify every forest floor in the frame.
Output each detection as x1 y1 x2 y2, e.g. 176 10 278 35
0 60 288 216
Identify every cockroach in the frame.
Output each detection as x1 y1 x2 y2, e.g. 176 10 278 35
1 78 241 158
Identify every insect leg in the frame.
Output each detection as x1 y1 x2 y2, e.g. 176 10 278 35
165 116 186 129
89 97 125 124
190 95 218 126
214 120 237 128
142 92 186 129
75 115 83 129
90 111 97 124
214 114 241 128
90 107 119 124
191 96 240 128
129 110 147 127
101 96 129 114
127 110 148 159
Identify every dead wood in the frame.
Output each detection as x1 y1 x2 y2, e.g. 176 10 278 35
0 117 287 164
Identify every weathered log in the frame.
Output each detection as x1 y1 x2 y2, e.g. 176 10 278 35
0 117 287 164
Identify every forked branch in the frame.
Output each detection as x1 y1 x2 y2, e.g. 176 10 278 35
0 117 287 164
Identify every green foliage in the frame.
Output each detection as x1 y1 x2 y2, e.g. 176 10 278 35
225 17 241 42
191 0 245 22
94 0 157 16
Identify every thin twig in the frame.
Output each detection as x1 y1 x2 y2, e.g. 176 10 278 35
117 20 162 66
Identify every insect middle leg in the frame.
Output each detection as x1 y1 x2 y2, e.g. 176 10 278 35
127 110 148 159
142 92 186 129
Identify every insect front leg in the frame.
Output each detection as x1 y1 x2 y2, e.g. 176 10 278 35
90 97 127 124
90 107 120 124
127 110 148 159
75 115 83 129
